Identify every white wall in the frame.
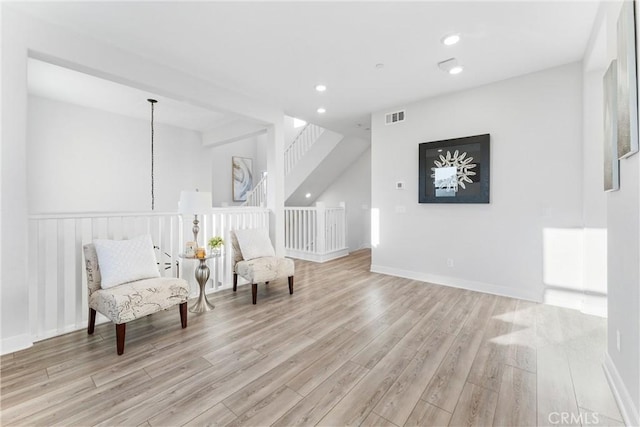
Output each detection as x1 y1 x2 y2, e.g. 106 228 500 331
256 132 267 178
27 95 209 213
581 67 608 318
0 2 4 357
316 148 371 251
591 2 640 424
284 115 304 148
210 133 267 206
2 6 32 353
371 62 584 303
581 10 609 319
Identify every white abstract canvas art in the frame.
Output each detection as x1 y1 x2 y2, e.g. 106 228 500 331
232 157 253 202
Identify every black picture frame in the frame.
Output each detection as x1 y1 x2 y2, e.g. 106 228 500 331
418 134 490 204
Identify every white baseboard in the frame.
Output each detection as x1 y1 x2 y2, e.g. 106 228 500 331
603 352 639 426
369 264 543 302
581 294 608 318
1 333 33 355
543 288 608 318
286 249 349 263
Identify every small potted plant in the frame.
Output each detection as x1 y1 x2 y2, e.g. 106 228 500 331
207 236 224 255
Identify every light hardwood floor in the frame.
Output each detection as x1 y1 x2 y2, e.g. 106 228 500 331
0 249 624 426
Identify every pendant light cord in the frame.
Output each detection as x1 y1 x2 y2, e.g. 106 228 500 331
148 99 157 211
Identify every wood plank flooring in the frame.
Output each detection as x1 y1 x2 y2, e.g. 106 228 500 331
0 249 624 426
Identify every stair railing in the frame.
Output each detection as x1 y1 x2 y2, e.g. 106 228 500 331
241 173 268 207
284 202 348 262
243 122 325 207
27 207 270 342
284 123 325 175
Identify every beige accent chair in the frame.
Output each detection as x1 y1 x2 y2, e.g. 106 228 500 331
83 244 189 355
230 230 295 304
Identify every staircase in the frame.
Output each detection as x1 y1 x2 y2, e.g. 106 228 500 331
241 173 267 207
241 121 369 262
284 125 369 205
242 123 368 207
284 125 342 201
284 124 324 175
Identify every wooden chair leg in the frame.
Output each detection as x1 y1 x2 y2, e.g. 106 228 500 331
233 274 238 292
116 323 126 355
88 308 96 335
288 276 294 295
252 283 257 304
179 302 187 328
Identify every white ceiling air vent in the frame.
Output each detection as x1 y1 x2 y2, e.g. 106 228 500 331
385 110 405 125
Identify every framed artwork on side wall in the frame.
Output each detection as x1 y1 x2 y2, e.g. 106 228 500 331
604 60 620 192
616 0 638 159
232 156 253 202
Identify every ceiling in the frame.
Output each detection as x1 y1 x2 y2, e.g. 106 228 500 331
15 1 600 137
28 58 230 132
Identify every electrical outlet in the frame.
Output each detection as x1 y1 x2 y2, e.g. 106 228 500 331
447 258 454 267
616 330 621 351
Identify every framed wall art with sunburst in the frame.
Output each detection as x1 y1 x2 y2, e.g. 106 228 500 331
418 134 490 204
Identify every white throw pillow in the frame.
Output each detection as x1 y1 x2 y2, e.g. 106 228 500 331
234 228 275 260
93 235 160 289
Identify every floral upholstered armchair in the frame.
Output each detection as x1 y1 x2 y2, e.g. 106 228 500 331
230 229 295 304
83 235 189 355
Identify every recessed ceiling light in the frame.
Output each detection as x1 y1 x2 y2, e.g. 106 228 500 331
375 63 385 69
317 107 326 114
438 58 463 75
305 193 311 198
442 34 461 46
315 84 327 92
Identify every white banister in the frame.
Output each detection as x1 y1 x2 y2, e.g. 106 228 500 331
325 203 347 253
284 123 325 175
316 202 326 254
27 207 269 342
241 173 267 207
284 203 348 263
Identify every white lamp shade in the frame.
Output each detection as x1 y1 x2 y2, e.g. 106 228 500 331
178 190 212 214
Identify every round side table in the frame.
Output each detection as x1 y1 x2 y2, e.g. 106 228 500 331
179 253 220 313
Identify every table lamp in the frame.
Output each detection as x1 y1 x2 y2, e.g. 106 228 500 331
178 190 212 246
